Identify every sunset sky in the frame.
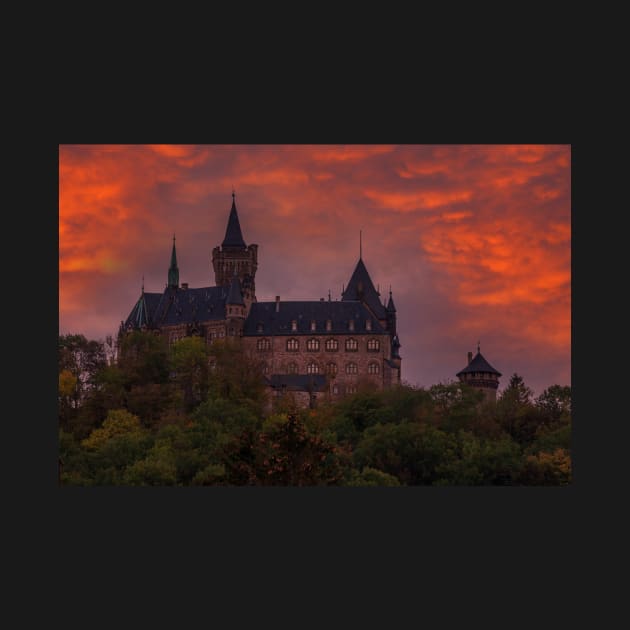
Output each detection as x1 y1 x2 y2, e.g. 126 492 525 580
59 144 571 397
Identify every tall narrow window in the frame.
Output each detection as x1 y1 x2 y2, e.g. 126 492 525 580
366 320 372 331
257 338 271 351
346 384 357 394
325 338 339 352
345 362 358 374
348 320 355 331
367 338 380 352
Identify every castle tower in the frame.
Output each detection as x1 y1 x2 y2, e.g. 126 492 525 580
225 271 246 337
211 191 258 312
456 343 502 402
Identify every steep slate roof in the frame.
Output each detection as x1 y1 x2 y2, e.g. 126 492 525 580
243 300 387 336
226 275 245 305
124 291 163 328
342 258 387 318
456 351 502 377
124 286 228 329
221 194 247 248
268 374 327 392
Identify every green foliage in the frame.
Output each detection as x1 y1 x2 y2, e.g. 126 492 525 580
170 336 210 411
435 431 523 485
344 467 401 487
58 331 571 486
354 422 458 485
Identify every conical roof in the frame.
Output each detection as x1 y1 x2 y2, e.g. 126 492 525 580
222 192 247 249
342 258 386 317
456 351 501 377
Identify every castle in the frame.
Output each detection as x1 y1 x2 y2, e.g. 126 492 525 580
120 193 402 405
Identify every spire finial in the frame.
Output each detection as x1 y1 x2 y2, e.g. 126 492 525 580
232 187 235 202
142 275 144 293
389 284 392 297
359 230 362 259
477 340 480 353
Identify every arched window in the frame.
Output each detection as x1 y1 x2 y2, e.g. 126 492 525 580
307 338 320 352
307 361 320 374
345 338 358 352
346 362 358 375
326 362 338 376
287 338 299 352
367 338 380 352
325 338 339 352
257 338 271 351
287 362 298 374
368 362 380 375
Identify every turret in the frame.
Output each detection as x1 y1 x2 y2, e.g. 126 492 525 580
456 343 502 402
225 272 246 337
212 191 258 309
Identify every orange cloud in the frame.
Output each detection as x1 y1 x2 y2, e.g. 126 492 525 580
59 144 571 395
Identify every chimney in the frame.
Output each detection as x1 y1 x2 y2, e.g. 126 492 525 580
181 283 188 290
275 296 280 312
467 351 473 364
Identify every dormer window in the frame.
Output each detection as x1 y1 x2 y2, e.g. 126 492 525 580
326 319 332 332
366 320 372 331
257 322 264 333
349 320 355 331
310 320 316 331
291 320 298 332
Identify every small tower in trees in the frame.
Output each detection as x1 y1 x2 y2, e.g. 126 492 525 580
456 342 502 402
211 191 258 313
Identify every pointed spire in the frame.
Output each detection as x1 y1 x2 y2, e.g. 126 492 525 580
168 235 179 288
477 340 481 354
222 190 247 248
387 288 396 313
141 275 145 294
342 257 386 317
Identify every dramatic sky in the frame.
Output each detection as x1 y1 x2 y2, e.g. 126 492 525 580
59 144 571 397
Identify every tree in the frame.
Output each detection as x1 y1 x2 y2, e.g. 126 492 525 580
169 336 210 412
253 413 347 486
58 334 107 409
353 422 457 485
501 373 534 406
